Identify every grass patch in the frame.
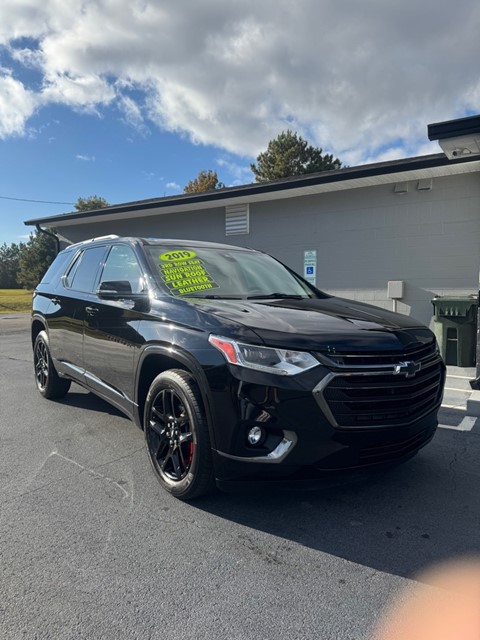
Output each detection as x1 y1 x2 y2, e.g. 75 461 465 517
0 289 33 314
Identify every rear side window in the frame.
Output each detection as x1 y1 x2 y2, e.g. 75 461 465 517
39 251 72 285
64 246 106 292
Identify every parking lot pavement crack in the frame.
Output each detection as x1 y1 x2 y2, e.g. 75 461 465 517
448 450 459 493
0 355 32 363
51 452 131 498
0 447 144 506
90 446 145 470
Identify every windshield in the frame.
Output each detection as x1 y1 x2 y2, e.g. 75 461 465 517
145 245 320 299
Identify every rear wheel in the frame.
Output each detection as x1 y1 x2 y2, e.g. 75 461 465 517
33 331 71 399
144 369 214 500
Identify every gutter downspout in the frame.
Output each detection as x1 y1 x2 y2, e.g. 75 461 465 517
36 224 60 255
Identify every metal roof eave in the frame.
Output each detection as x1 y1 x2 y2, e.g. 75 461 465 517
24 153 480 229
428 114 480 141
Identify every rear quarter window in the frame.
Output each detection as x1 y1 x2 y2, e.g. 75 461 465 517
38 251 73 285
64 246 107 292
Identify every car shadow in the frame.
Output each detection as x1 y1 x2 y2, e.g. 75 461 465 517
54 389 127 419
192 427 480 580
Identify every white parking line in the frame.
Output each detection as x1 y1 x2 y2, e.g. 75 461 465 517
447 374 473 379
439 416 478 431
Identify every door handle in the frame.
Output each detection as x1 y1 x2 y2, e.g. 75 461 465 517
85 306 99 316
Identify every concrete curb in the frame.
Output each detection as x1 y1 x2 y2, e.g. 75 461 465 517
466 390 480 417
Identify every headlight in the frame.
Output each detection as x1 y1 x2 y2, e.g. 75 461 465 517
208 334 319 376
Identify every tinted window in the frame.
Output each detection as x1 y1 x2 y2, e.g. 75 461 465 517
145 245 317 298
99 245 144 294
66 246 106 292
39 251 72 285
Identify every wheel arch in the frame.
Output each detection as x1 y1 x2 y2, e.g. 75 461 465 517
31 316 47 348
135 347 217 447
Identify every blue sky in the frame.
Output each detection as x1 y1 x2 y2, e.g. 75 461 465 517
0 98 252 245
1 0 479 246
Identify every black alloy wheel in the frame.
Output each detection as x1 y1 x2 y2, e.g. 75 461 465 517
33 330 71 399
144 369 214 500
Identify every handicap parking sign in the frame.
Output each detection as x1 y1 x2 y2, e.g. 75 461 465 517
303 249 317 285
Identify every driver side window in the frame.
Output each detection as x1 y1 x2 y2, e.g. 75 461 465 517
99 245 144 294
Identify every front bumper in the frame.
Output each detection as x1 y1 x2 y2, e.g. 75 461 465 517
206 357 444 483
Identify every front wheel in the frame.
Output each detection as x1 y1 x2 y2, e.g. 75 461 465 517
33 330 71 399
144 370 214 500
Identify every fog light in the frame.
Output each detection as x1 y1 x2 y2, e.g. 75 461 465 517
247 426 263 445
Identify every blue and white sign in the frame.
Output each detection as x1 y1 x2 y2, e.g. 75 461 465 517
304 250 317 286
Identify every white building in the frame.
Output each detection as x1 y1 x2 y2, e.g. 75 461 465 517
26 116 480 328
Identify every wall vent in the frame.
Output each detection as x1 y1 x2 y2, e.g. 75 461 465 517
394 182 408 194
417 179 432 191
225 204 249 235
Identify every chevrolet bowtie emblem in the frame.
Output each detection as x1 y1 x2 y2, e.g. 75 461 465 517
393 360 421 378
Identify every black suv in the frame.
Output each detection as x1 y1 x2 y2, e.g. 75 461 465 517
32 236 445 499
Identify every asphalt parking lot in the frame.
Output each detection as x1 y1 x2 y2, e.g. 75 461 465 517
1 315 480 640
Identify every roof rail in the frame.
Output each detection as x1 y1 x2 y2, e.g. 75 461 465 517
67 234 120 250
89 234 120 242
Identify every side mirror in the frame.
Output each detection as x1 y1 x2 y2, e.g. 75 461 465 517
97 280 133 297
96 280 150 310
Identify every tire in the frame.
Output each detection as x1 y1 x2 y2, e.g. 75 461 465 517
144 369 214 500
33 330 71 399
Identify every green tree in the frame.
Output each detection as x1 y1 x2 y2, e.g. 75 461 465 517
250 130 342 182
74 195 109 211
17 231 57 289
184 170 225 194
0 242 24 288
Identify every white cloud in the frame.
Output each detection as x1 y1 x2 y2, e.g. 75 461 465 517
0 0 479 161
76 154 95 161
41 73 115 112
216 157 253 185
0 74 37 137
118 94 148 134
166 182 181 192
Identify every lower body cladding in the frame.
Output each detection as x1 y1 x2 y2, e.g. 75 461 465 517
207 361 445 487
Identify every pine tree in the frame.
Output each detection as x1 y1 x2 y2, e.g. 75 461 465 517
74 195 109 211
251 130 342 182
17 232 57 289
0 242 23 288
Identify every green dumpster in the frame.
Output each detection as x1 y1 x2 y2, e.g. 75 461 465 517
431 295 478 367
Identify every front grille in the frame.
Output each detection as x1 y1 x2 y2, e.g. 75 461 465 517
314 343 445 428
358 428 433 463
318 341 436 368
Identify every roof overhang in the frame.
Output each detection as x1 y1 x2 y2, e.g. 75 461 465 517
428 115 480 160
25 153 480 230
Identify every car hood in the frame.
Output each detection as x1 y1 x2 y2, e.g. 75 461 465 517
192 296 434 351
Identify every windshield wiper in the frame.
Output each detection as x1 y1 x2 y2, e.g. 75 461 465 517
193 294 243 299
246 293 309 300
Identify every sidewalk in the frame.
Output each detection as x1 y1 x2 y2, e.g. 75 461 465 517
443 365 475 411
439 365 480 430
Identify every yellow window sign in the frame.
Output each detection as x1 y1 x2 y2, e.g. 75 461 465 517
160 250 197 262
158 249 219 296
